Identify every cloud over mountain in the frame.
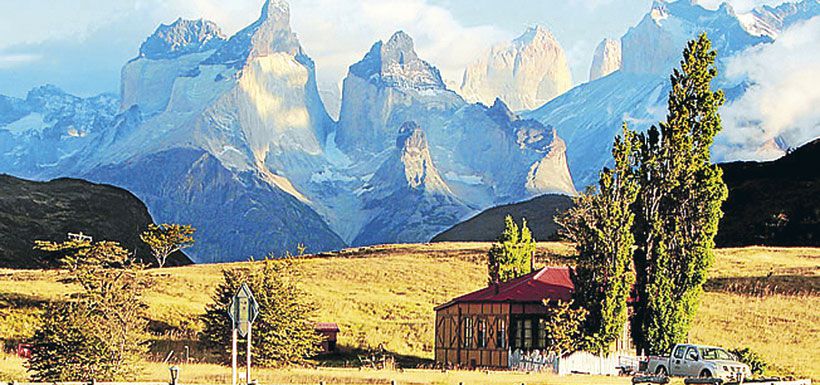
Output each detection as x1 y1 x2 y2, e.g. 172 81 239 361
718 16 820 160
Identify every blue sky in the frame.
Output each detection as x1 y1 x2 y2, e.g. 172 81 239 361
0 0 783 98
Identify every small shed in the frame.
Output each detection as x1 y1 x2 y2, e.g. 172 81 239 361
314 322 340 353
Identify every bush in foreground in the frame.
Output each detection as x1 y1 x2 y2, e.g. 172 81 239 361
200 257 322 367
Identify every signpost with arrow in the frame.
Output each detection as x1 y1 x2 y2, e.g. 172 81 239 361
228 283 259 385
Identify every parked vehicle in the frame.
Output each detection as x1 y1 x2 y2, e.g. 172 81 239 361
646 344 749 381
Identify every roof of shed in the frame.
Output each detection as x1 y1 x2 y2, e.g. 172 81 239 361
314 322 340 332
434 266 573 311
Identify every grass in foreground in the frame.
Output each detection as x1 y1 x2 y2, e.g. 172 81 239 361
0 243 817 382
0 353 640 385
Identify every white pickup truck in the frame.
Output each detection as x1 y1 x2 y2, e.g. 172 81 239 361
646 343 750 381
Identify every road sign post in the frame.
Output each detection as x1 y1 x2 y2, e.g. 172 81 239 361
228 283 259 385
231 328 238 385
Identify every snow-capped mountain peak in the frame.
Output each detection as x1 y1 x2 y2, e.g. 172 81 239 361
738 0 820 38
349 31 445 90
138 18 226 60
622 0 771 75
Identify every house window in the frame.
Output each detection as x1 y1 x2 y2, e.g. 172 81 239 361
514 319 523 348
537 318 547 349
463 317 473 348
523 319 533 349
497 319 507 349
477 319 487 348
511 316 550 350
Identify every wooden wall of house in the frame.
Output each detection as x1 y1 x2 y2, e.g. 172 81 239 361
435 301 552 368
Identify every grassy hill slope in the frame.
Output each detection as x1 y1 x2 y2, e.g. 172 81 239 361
0 243 816 379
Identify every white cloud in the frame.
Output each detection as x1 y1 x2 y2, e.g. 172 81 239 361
717 16 820 160
0 54 42 68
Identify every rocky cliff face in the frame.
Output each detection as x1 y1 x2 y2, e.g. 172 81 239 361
459 25 572 111
122 18 226 115
353 121 471 245
589 38 622 81
335 31 463 156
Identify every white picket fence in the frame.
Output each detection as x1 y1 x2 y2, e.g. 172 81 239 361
508 348 639 376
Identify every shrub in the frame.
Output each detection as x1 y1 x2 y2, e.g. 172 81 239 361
200 257 322 367
729 347 768 375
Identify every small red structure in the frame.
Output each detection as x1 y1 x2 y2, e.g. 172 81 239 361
17 343 32 359
314 322 340 353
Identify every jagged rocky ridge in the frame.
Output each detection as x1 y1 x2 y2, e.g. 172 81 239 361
353 122 472 245
0 0 577 262
459 25 572 111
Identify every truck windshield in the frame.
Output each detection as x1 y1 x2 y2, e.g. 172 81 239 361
699 347 733 360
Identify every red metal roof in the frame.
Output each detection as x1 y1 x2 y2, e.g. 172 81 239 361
314 322 340 332
435 266 573 311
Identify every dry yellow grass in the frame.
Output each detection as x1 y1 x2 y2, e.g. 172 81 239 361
0 243 817 383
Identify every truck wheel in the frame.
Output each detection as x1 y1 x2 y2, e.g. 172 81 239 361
700 369 712 378
656 366 667 376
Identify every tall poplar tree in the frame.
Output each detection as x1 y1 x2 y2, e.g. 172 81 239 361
632 33 729 355
557 125 640 354
487 216 535 284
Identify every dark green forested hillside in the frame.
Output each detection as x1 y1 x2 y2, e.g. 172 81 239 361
0 175 192 268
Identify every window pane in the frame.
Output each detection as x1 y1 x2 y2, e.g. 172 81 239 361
463 318 473 348
523 319 532 349
497 320 506 349
537 318 547 349
514 320 522 348
477 319 486 348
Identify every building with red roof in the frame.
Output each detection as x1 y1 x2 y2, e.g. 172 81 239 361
434 266 633 371
314 322 340 353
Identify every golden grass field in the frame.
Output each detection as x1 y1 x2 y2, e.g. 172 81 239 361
0 242 817 384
